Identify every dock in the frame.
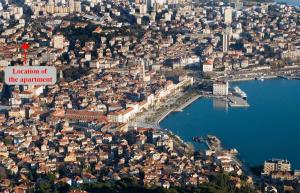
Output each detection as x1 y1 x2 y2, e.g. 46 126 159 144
228 96 250 107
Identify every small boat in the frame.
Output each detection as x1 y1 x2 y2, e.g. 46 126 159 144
229 148 239 154
259 76 264 81
255 76 264 81
192 136 204 143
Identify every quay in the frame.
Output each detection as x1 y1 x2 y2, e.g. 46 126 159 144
174 95 201 112
228 96 250 107
204 136 246 173
278 75 300 80
226 75 277 82
205 139 222 152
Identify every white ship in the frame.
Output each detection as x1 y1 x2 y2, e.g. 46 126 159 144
232 86 247 100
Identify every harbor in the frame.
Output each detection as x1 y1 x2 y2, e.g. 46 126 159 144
160 78 300 169
192 135 245 172
132 67 300 130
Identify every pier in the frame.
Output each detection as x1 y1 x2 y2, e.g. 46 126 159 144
228 96 250 107
205 135 222 152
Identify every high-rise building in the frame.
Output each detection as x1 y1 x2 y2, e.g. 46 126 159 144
138 58 146 83
222 31 229 53
224 7 232 24
223 27 231 53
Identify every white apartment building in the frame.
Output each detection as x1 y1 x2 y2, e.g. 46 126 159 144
213 81 229 96
263 159 291 175
53 35 64 49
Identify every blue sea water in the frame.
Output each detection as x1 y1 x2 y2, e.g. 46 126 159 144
160 79 300 169
275 0 300 6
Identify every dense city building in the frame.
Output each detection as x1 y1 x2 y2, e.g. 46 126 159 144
0 0 300 192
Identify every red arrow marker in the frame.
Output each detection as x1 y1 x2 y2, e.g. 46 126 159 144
21 43 30 65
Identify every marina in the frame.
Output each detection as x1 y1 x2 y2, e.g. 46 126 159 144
192 135 223 152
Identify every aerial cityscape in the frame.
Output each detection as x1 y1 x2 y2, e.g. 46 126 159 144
0 0 300 192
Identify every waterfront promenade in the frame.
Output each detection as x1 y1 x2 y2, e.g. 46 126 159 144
129 91 201 129
131 67 300 130
174 95 201 112
216 67 300 82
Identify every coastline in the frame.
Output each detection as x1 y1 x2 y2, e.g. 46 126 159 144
227 75 278 82
154 77 274 127
158 77 300 170
140 75 300 179
132 66 300 131
154 75 296 128
154 92 253 176
154 73 300 128
174 95 201 112
134 66 300 130
129 89 202 129
155 94 202 127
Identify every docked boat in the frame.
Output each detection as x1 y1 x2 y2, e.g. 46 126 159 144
259 76 264 81
229 148 239 154
255 76 264 81
231 86 247 100
192 136 204 143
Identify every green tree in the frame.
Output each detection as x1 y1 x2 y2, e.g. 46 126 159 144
3 138 12 145
56 182 70 193
36 181 52 193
